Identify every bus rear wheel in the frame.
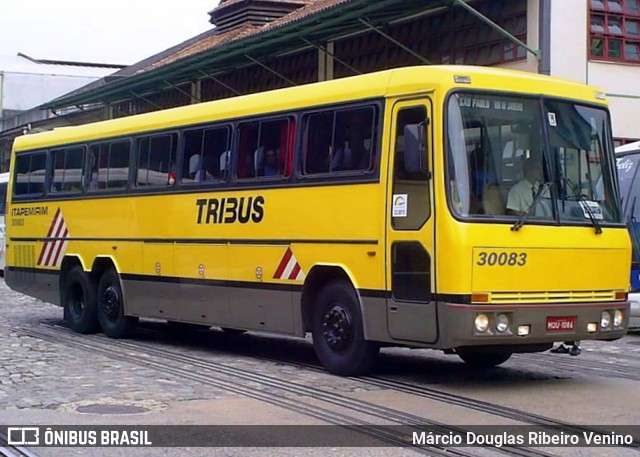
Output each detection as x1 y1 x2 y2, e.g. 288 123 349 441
457 348 512 368
312 280 379 376
61 266 99 334
97 269 138 338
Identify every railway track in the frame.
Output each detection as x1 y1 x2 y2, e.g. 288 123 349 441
131 323 640 448
0 432 39 457
19 323 559 457
518 352 640 382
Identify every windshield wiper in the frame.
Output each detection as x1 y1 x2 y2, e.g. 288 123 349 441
563 177 603 235
511 182 551 232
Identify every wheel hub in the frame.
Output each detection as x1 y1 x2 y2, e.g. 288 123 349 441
102 286 120 321
69 284 85 319
322 305 352 351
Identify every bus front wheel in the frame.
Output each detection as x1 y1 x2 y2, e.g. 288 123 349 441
312 280 379 376
456 348 512 368
61 266 99 334
97 269 138 338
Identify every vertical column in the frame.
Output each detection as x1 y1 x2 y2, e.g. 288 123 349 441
192 80 202 104
317 42 335 82
104 103 113 120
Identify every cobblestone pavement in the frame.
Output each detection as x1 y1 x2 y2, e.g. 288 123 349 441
1 278 640 457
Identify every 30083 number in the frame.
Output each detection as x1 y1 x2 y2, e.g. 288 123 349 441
477 252 527 266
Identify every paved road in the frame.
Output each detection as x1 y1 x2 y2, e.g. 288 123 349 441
1 279 639 457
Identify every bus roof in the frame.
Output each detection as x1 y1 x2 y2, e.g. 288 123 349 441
13 65 609 152
616 140 640 154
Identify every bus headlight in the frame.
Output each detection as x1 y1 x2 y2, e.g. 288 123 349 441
474 313 490 333
600 311 611 329
613 309 624 327
495 314 510 333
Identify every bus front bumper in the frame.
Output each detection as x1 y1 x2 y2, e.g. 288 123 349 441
628 292 640 317
439 301 630 349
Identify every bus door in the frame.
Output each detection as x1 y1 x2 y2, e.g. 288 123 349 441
385 100 437 343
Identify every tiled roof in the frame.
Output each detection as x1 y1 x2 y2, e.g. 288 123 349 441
137 0 349 73
141 24 261 73
216 0 313 8
262 0 349 29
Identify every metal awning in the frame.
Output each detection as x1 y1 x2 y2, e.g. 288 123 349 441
42 0 539 110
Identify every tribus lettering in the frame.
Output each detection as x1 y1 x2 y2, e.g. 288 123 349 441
195 196 264 224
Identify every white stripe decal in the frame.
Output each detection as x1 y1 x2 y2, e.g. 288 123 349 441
281 256 296 279
38 209 70 267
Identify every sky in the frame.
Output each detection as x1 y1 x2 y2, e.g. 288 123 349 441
0 1 219 65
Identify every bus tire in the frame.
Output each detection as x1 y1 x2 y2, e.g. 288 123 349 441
457 348 512 368
97 268 138 338
312 280 379 376
61 266 100 334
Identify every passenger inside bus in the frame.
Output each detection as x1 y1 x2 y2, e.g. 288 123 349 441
188 153 201 179
263 149 279 176
506 156 550 216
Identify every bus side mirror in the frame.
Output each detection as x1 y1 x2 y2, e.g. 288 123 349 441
404 122 429 177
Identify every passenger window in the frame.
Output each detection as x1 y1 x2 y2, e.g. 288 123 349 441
182 126 231 184
50 147 85 193
236 118 292 179
88 141 131 191
14 152 47 196
302 105 378 175
136 133 178 187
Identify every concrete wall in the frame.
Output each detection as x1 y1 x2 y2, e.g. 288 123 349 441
588 62 640 139
549 0 589 84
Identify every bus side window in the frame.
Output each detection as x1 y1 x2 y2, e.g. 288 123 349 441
14 152 46 196
333 106 377 172
135 133 177 187
237 118 292 179
302 105 378 176
302 112 332 174
89 140 131 191
50 147 84 194
182 126 231 183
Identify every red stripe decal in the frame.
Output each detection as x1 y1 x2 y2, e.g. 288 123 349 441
289 263 301 280
45 208 61 238
274 248 293 279
50 228 68 267
37 208 61 265
43 215 66 266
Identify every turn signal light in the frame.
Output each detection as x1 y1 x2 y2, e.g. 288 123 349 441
471 293 489 303
615 291 627 301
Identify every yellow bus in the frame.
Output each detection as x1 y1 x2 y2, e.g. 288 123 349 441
5 65 631 375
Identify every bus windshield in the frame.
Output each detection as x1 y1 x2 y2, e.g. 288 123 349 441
446 92 621 225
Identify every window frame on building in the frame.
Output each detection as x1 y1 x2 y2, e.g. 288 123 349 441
590 0 640 62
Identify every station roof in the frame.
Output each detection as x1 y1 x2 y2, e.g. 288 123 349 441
0 53 122 78
42 0 451 110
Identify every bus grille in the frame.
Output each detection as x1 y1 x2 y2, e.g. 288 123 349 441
487 290 617 304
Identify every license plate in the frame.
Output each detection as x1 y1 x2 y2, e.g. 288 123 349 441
546 316 576 332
